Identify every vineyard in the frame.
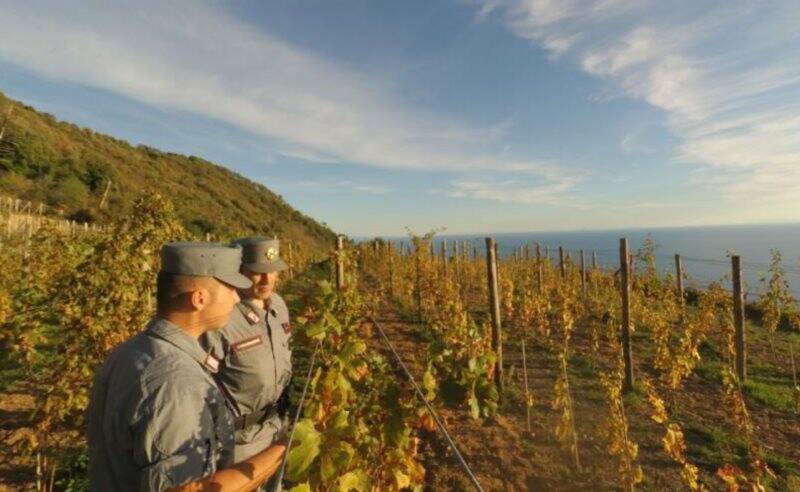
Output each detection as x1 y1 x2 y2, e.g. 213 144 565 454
344 236 800 491
1 198 800 491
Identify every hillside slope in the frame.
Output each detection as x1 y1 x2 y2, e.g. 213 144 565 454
0 91 336 252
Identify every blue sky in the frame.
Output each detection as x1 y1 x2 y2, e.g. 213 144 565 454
1 0 799 236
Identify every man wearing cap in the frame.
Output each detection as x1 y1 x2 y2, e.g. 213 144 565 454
201 237 292 490
88 242 287 491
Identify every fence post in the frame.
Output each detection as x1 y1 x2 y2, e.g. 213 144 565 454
536 242 543 293
592 251 597 270
336 235 345 291
441 239 448 276
415 246 422 321
559 246 566 279
485 237 504 398
580 250 586 295
620 238 634 393
732 255 746 381
675 254 684 304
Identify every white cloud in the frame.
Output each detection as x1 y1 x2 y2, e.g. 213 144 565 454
620 131 654 154
442 169 584 206
479 0 800 201
0 0 574 198
274 178 391 195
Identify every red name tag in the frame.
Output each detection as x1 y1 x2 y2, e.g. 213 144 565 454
231 335 263 353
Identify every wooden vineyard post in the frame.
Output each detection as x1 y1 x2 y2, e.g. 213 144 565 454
592 251 597 270
485 237 504 398
536 242 543 294
732 255 746 381
521 339 531 433
388 243 395 298
441 239 448 276
415 247 422 321
336 235 345 291
453 241 460 281
620 238 634 393
580 250 587 295
675 253 684 304
559 246 566 280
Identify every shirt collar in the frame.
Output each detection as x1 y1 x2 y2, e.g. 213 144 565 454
146 317 210 367
243 298 276 317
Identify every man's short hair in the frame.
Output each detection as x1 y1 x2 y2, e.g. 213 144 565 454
156 272 185 312
156 272 216 312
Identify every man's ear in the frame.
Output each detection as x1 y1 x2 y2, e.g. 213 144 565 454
189 288 208 311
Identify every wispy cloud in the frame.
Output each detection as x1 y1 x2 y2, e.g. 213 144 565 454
477 0 800 199
439 167 585 206
0 0 576 208
259 176 392 195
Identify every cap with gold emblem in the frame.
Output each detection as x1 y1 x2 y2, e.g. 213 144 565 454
232 236 289 274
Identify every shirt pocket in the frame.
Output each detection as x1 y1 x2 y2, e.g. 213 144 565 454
227 334 277 403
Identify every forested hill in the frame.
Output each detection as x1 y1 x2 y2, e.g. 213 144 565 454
0 91 336 251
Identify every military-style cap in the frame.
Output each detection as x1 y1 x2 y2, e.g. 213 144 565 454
160 242 252 289
232 237 289 274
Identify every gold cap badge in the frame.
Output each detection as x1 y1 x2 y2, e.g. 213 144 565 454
265 247 278 261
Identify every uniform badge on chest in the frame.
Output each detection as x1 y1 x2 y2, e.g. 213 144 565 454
245 311 260 324
231 335 264 353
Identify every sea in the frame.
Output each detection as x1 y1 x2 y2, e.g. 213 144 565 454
368 223 800 299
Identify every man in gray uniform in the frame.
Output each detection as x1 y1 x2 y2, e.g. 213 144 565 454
88 242 287 491
201 237 292 490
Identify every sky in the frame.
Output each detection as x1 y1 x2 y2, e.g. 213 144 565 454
1 0 799 237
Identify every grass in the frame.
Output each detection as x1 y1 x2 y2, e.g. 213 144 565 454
682 422 747 471
743 379 797 413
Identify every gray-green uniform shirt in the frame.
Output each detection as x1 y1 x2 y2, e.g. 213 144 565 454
88 318 234 492
201 293 292 462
